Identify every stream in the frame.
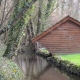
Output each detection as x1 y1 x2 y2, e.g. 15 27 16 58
13 54 80 80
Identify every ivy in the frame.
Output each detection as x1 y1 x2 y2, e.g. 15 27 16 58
3 0 35 59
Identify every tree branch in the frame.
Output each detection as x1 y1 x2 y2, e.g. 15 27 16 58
0 0 2 5
0 0 6 27
0 0 37 35
0 0 19 28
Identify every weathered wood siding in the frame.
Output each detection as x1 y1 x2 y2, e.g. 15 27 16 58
38 20 80 54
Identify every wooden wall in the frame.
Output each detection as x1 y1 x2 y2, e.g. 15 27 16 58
38 20 80 54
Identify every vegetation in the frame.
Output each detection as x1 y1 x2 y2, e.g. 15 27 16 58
0 0 80 80
0 57 24 80
51 56 80 77
56 54 80 66
0 0 57 59
3 0 36 58
37 48 49 54
52 54 80 76
0 0 57 79
0 46 24 80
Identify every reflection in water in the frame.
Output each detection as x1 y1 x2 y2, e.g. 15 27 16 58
13 54 80 80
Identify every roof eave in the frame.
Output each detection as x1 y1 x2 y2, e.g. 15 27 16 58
32 16 80 43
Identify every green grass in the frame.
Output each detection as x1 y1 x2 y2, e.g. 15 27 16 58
56 54 80 66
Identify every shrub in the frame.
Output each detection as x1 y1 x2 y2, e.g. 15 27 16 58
0 45 24 80
0 57 24 80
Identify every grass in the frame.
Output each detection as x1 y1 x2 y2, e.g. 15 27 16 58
56 54 80 66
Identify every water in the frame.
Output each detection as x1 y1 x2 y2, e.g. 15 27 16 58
13 54 80 80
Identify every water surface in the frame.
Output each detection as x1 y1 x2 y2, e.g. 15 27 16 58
13 54 80 80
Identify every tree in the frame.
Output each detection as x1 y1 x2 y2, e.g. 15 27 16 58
3 0 80 59
3 0 37 58
2 0 57 58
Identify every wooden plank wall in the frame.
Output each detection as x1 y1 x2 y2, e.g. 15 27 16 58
38 20 80 54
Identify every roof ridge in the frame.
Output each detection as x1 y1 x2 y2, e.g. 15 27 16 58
32 16 80 43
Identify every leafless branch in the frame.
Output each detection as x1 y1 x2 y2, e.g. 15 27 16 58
0 0 6 28
0 0 2 5
0 0 37 35
0 0 19 28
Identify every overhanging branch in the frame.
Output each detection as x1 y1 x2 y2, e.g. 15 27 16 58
0 0 37 35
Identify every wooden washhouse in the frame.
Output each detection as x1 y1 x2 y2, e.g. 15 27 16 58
32 16 80 54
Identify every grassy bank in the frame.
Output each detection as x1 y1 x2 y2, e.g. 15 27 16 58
49 54 80 77
49 56 80 77
56 54 80 66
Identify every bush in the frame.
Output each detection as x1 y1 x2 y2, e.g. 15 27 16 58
0 57 24 80
0 45 24 80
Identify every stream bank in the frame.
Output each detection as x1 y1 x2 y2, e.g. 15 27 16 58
14 53 80 80
36 51 80 78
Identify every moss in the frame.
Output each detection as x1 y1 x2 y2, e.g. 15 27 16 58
4 0 36 58
37 48 49 54
51 56 80 77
